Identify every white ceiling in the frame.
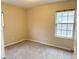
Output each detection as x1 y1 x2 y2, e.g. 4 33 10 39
2 0 69 8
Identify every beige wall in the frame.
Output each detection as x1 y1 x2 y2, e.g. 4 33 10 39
2 3 28 46
27 0 76 50
2 0 76 50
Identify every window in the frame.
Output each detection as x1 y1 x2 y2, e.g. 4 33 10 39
55 10 75 39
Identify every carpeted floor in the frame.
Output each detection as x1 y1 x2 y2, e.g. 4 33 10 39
5 41 73 59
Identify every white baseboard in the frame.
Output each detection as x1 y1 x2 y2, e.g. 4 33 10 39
29 39 74 52
4 38 74 52
5 39 26 47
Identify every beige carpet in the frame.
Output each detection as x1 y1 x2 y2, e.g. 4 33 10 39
5 41 73 59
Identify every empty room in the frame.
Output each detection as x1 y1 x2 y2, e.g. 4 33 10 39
1 0 76 59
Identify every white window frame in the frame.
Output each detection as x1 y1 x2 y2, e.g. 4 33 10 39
55 9 75 39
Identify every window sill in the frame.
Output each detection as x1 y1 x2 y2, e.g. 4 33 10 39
55 36 73 40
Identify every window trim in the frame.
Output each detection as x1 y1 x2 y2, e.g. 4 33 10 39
55 9 75 39
56 9 75 12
